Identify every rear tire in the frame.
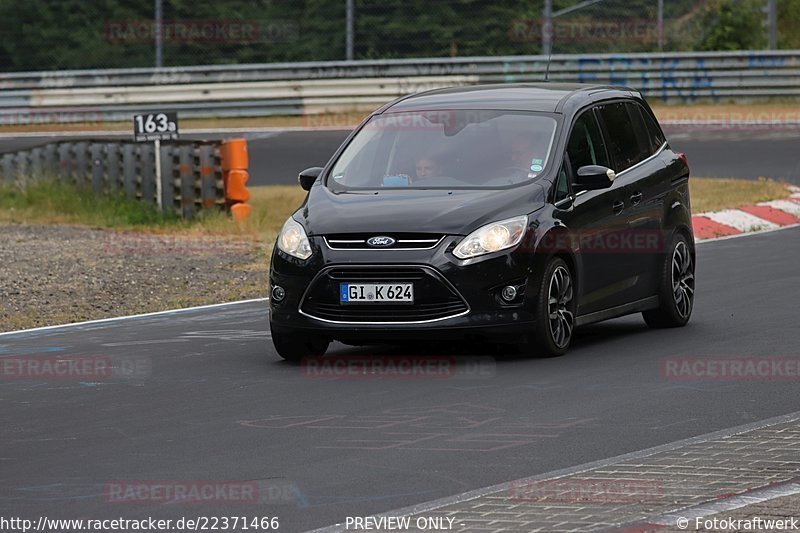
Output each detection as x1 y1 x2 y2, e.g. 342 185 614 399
643 233 694 328
519 257 576 357
271 331 329 361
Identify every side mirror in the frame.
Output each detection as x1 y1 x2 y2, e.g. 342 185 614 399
572 165 616 191
298 167 323 191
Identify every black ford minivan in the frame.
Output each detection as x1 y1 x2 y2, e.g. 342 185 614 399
269 83 694 360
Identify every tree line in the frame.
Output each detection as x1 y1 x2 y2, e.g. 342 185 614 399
0 0 795 72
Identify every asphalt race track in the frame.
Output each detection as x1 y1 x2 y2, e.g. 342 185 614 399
1 127 798 186
2 228 799 531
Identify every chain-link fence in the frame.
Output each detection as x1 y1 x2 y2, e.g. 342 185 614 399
0 0 791 72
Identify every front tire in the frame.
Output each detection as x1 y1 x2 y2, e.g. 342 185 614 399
271 330 329 361
520 257 576 357
643 233 695 328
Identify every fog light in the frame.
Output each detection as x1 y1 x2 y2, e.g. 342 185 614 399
501 285 517 302
271 285 286 302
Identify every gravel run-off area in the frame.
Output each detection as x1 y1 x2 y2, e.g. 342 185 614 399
0 223 268 332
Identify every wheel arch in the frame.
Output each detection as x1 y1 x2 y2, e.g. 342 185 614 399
525 223 581 303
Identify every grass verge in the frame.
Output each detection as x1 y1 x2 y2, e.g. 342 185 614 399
0 179 178 228
0 179 304 244
689 177 789 213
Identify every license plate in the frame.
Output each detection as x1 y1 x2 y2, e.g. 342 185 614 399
340 283 414 303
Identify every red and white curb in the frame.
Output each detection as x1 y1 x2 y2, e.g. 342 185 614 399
692 185 800 241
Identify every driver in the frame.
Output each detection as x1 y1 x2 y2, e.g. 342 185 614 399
414 154 444 182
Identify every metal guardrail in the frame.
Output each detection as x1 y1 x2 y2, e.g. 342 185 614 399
1 50 799 124
0 140 250 220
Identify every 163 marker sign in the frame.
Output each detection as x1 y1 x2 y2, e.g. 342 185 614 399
133 112 179 141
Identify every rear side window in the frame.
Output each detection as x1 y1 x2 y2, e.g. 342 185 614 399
596 102 651 171
638 105 667 152
566 110 609 171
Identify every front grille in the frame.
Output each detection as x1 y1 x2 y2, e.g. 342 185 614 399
300 266 468 323
324 233 443 250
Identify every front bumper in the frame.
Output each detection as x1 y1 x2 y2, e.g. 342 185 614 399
269 235 541 343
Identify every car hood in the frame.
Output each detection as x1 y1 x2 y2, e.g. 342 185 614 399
296 183 547 236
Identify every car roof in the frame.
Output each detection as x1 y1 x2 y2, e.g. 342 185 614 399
381 83 640 114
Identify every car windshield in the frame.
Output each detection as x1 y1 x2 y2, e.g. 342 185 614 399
327 110 558 190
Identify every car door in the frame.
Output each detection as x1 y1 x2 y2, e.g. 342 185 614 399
626 102 673 297
595 100 668 304
552 106 631 316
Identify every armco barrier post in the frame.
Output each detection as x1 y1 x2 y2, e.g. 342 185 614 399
220 138 251 221
197 144 218 209
57 142 73 183
74 142 89 186
178 145 195 219
90 143 104 194
30 147 43 178
159 143 174 214
1 153 14 183
43 143 58 176
14 151 29 181
123 143 137 200
106 143 120 193
140 143 156 206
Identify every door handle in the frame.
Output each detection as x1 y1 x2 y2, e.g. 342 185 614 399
630 191 643 205
612 200 625 214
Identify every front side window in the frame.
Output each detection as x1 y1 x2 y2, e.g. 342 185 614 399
327 110 558 190
566 109 609 171
554 164 570 203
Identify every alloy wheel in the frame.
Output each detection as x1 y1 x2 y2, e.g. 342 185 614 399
672 241 694 319
548 265 574 349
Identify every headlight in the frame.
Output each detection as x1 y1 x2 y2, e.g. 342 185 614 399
277 218 313 260
453 215 527 259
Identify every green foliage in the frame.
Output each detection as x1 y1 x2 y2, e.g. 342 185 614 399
0 179 177 227
778 0 800 48
695 0 767 51
0 0 786 71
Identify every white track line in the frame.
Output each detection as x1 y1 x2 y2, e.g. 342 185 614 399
0 298 268 337
703 209 779 233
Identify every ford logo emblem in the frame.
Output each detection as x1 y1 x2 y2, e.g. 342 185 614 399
366 236 396 247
